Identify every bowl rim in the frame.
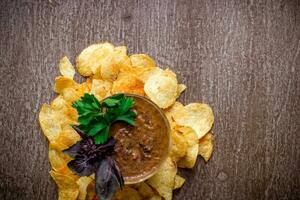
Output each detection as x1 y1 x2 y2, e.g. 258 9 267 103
105 93 171 184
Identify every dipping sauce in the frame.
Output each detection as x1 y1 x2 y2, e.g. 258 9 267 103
110 94 170 183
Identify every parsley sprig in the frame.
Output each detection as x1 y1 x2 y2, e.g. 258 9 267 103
72 93 136 144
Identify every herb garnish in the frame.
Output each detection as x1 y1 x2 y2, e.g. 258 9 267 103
64 93 136 200
72 93 136 144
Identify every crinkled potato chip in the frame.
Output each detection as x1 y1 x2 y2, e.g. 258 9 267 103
86 179 96 200
50 170 79 200
149 195 162 200
39 104 61 141
176 126 199 168
77 176 93 200
144 71 178 108
147 158 177 200
51 96 68 111
113 186 142 200
130 54 156 69
50 125 81 151
48 148 72 174
100 46 131 81
112 72 145 96
176 84 186 98
76 43 114 76
91 79 112 101
170 128 187 162
135 182 154 198
174 175 185 189
54 76 77 94
173 103 214 139
164 101 184 124
59 56 75 79
198 132 214 162
138 67 163 83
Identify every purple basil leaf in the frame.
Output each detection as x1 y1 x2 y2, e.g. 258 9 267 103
63 138 94 158
95 157 124 200
67 154 101 176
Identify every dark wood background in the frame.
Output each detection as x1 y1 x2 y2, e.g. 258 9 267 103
0 0 299 199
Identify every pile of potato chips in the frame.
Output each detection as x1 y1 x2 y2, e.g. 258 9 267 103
39 42 214 200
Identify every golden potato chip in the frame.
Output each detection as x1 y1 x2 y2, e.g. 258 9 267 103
138 67 163 83
51 96 68 111
173 103 214 139
77 176 93 200
48 148 71 171
50 170 79 200
100 46 131 81
86 179 95 200
39 104 61 141
112 72 145 96
170 129 187 162
76 43 114 76
135 182 154 198
176 126 199 168
62 87 80 103
176 84 186 98
174 175 185 189
113 186 142 200
149 195 162 200
144 71 178 108
50 125 81 151
198 132 214 162
130 54 156 69
90 79 112 101
54 76 77 94
59 56 75 79
164 101 184 124
147 157 177 200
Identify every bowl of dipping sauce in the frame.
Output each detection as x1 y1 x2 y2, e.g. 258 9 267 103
109 94 171 184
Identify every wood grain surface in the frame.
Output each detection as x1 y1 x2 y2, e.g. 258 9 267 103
0 0 299 199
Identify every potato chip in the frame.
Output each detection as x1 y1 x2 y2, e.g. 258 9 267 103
147 157 177 200
149 195 162 200
50 125 81 151
48 148 72 173
112 72 145 96
50 170 79 200
173 103 214 139
138 67 163 83
174 175 185 189
144 71 178 108
130 54 156 69
100 46 131 81
198 132 214 162
51 96 68 111
76 43 114 77
176 126 199 168
91 79 112 101
176 84 186 98
164 101 184 124
170 129 187 162
59 56 75 79
54 76 77 94
135 182 154 198
86 180 95 200
113 186 142 200
77 176 93 200
39 104 61 141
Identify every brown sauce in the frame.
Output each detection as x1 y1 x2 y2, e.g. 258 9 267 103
110 96 170 181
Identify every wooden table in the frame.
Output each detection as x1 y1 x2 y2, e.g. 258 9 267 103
0 0 299 199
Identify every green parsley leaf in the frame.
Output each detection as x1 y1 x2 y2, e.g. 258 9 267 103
72 93 137 144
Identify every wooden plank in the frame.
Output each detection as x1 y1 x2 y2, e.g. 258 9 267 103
0 0 299 199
